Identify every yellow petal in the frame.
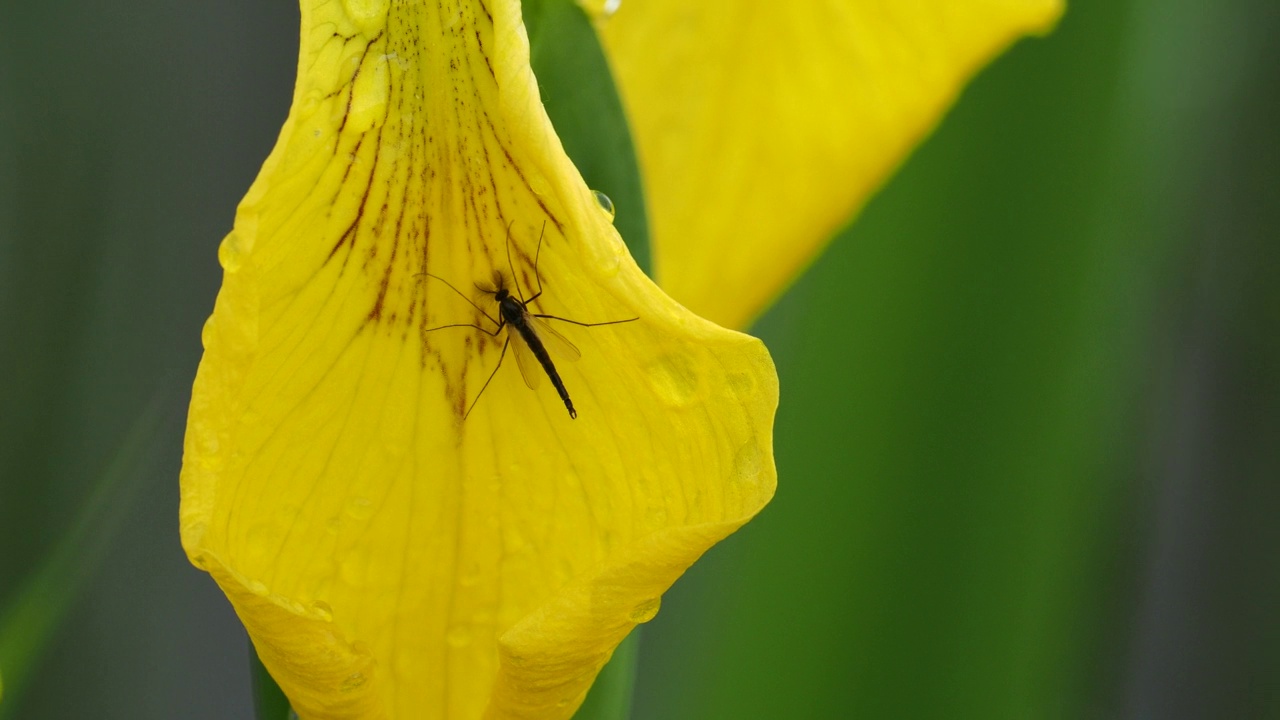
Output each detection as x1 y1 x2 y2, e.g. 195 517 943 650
599 0 1064 328
179 1 777 718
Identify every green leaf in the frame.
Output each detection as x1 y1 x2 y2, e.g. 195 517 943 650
0 395 168 718
573 629 641 720
524 0 651 276
251 644 293 720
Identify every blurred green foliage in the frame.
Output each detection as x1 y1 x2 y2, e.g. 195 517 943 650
0 396 167 717
2 0 1277 718
632 0 1280 718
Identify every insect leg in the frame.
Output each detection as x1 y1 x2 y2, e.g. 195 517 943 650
425 322 503 337
423 272 501 328
464 334 510 420
531 314 639 328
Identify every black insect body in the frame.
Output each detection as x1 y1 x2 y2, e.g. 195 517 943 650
425 225 636 420
494 285 580 418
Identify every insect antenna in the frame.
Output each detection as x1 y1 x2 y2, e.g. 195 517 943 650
526 221 547 304
503 220 526 303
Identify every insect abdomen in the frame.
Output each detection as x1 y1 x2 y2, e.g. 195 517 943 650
517 323 577 419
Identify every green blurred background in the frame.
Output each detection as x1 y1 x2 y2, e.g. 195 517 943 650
2 0 1277 718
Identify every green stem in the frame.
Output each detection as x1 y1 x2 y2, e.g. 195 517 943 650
250 644 293 720
573 629 641 720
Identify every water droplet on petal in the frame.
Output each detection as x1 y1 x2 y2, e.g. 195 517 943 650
345 496 374 520
733 440 764 484
647 354 701 407
591 189 616 220
629 597 661 623
247 580 269 597
200 317 216 349
339 551 368 586
218 232 244 273
340 0 388 32
311 600 334 622
244 523 283 566
728 370 758 396
602 0 622 18
340 672 366 692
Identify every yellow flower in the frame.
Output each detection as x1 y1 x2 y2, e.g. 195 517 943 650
181 0 1062 718
597 0 1064 329
181 1 774 718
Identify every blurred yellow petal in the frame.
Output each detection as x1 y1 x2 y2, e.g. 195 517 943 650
179 1 777 718
599 0 1064 328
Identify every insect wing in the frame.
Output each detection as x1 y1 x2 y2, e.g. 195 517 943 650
509 329 542 390
529 315 581 363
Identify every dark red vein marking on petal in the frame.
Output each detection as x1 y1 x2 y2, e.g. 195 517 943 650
474 28 496 81
326 125 386 269
333 31 385 145
477 108 565 236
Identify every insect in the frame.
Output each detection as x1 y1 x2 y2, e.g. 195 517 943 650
424 224 637 420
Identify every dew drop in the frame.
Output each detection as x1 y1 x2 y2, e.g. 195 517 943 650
339 551 368 586
629 597 661 624
592 190 616 221
728 370 758 396
247 579 269 597
599 246 624 278
311 600 334 622
341 0 388 31
602 0 622 17
529 172 551 196
244 523 282 565
647 354 701 407
298 89 329 129
446 625 472 648
345 496 374 521
340 672 366 692
217 232 243 273
733 440 764 484
200 317 216 349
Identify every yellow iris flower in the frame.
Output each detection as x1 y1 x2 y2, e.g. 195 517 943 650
179 0 1060 718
